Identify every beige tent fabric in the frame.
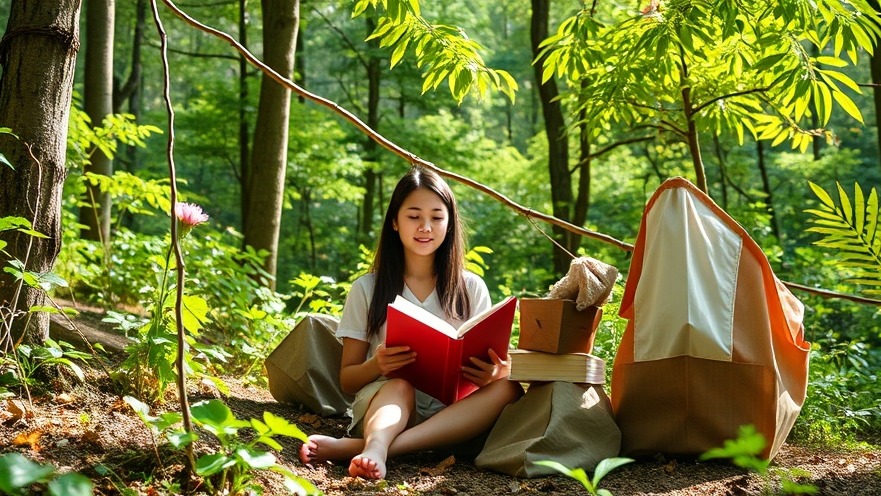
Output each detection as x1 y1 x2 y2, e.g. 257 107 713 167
265 314 353 417
612 178 810 459
475 382 621 478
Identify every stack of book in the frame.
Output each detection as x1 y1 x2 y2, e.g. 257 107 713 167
509 298 606 384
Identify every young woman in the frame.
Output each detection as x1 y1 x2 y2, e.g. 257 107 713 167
298 166 523 480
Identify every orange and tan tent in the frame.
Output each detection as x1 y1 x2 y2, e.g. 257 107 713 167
612 177 810 459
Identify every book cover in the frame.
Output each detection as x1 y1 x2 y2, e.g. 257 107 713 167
385 295 517 405
508 349 606 384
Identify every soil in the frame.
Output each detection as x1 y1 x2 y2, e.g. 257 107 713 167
1 306 880 496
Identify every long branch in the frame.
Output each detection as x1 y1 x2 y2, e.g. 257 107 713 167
158 0 881 306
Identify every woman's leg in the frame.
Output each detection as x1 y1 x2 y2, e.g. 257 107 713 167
386 379 522 457
348 378 416 479
300 380 522 473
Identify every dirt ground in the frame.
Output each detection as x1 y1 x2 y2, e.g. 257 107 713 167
1 308 879 495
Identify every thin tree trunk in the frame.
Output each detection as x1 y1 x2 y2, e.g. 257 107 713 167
238 0 251 228
80 0 115 243
0 0 82 346
712 134 729 210
242 0 299 288
573 79 591 231
531 0 573 274
757 140 781 241
360 15 381 243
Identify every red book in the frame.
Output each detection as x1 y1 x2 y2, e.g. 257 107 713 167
385 295 517 405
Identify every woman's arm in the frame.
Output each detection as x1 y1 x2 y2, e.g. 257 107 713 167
339 338 416 395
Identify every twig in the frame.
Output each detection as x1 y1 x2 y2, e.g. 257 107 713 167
149 0 196 475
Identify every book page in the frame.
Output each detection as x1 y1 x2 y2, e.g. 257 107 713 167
390 295 458 339
456 296 516 338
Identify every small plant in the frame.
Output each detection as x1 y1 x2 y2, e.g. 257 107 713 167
700 424 817 495
13 337 90 385
126 396 320 495
805 181 881 295
535 457 634 496
0 452 94 495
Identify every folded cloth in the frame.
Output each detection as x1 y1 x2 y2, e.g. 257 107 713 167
548 256 618 310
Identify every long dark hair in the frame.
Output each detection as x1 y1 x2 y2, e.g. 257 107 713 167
366 166 470 338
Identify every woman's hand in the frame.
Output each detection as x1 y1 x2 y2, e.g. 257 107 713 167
373 343 417 376
462 348 510 387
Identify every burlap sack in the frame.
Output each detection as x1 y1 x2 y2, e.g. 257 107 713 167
265 314 353 417
475 381 621 478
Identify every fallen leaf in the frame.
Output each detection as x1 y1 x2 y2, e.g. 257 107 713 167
13 430 42 449
55 393 75 404
420 455 456 476
664 459 678 474
110 398 129 412
298 413 322 428
5 399 28 422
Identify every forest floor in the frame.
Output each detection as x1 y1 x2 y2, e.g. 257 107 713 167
1 305 880 495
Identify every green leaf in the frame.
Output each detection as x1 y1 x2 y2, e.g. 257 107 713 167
0 453 56 493
534 460 592 490
195 453 236 477
262 411 308 441
592 457 635 485
48 472 94 496
191 399 249 437
832 90 863 123
235 448 276 469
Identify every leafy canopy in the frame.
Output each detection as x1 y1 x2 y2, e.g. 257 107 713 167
539 0 881 152
352 0 518 104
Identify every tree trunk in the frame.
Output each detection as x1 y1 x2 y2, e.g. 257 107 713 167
243 0 299 289
359 15 381 244
79 0 115 243
573 79 591 231
238 0 251 228
0 0 82 346
757 140 781 242
531 0 573 275
869 1 881 172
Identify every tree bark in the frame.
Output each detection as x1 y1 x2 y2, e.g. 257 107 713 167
242 0 299 289
531 0 573 275
360 15 381 244
79 0 115 243
757 140 781 242
238 0 251 228
0 0 82 346
869 0 881 172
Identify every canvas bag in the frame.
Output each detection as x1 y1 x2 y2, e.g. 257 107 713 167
475 381 621 478
265 314 353 417
612 177 810 459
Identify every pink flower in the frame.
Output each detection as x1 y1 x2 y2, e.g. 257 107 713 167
174 202 208 238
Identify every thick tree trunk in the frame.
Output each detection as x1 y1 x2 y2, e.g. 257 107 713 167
79 0 115 243
0 0 82 346
531 0 573 275
243 0 299 289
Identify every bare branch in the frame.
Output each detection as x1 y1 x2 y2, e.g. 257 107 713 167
693 86 770 115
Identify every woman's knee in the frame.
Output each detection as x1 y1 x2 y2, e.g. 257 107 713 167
485 378 524 404
377 378 417 405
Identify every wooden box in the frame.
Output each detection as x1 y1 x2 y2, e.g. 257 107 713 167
518 298 603 354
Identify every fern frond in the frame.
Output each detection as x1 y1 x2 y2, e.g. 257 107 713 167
806 181 881 297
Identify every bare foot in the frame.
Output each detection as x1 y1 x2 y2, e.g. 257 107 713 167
299 435 364 464
348 449 387 479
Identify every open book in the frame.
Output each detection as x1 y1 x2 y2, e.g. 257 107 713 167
385 295 517 405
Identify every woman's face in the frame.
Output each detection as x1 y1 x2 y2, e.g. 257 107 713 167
393 187 450 259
